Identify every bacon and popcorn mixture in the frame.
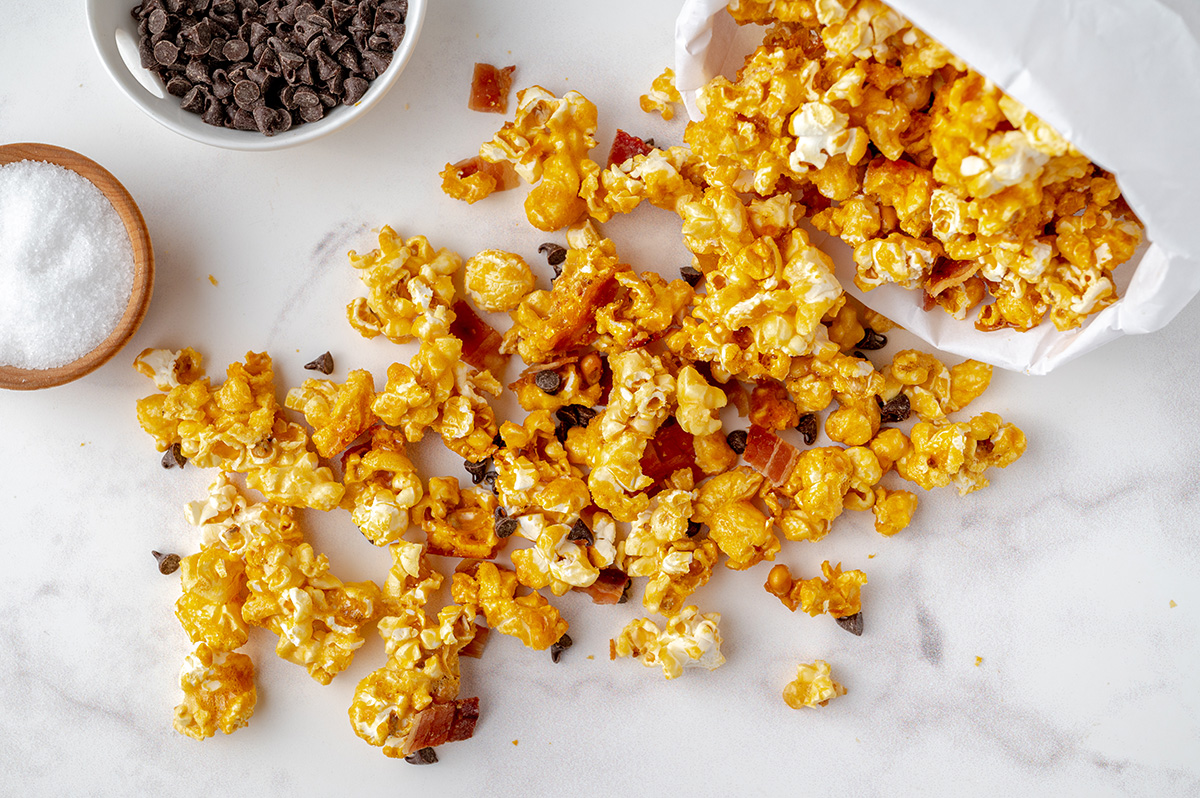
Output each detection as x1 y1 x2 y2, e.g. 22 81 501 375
138 0 1056 758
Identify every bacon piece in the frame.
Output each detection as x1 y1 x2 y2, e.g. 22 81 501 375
447 697 480 743
451 300 509 376
579 567 630 605
545 271 620 355
607 129 653 168
743 424 799 487
468 63 516 113
640 421 700 487
449 155 520 191
403 697 481 753
925 258 980 298
460 624 490 659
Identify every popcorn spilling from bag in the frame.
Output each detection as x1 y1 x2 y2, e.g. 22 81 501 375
131 0 1084 761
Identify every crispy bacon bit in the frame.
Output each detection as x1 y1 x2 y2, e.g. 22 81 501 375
404 697 481 753
640 420 700 486
925 258 981 298
451 300 508 376
450 155 520 191
743 424 799 487
579 567 631 605
468 63 516 113
607 129 654 168
460 624 491 659
545 271 621 356
447 697 480 743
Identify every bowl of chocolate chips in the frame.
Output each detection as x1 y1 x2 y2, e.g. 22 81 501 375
87 0 425 150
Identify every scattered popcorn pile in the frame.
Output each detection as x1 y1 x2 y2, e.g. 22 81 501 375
136 0 1052 761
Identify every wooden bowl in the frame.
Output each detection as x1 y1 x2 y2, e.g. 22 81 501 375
0 143 154 390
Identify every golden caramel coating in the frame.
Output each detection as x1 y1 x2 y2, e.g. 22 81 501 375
176 546 248 653
782 660 846 709
135 349 343 511
611 606 725 680
174 643 257 740
619 487 719 615
346 227 461 344
510 358 603 413
479 86 598 232
510 512 601 597
764 561 866 618
880 350 992 424
871 486 919 536
749 380 801 431
639 67 682 120
415 477 503 561
493 409 590 521
451 562 568 651
285 369 377 458
464 249 537 313
583 147 703 222
896 412 1027 494
340 428 424 546
675 365 728 437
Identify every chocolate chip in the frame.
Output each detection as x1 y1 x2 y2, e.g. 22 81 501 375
567 519 593 545
404 747 438 765
464 459 490 485
494 517 518 539
556 404 597 430
680 266 703 287
148 7 168 34
538 242 567 271
493 434 505 448
618 579 632 604
549 633 572 663
152 550 182 575
726 429 747 455
796 413 818 445
153 40 180 65
856 327 888 351
303 351 334 374
233 78 261 107
343 76 369 105
223 38 250 61
482 471 499 494
534 370 562 395
878 393 911 424
165 76 193 97
686 520 701 538
835 612 863 636
161 442 187 469
493 506 507 519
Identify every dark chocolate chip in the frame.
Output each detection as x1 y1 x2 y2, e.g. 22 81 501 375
878 393 911 424
534 370 562 395
680 266 703 287
493 506 507 519
342 76 369 105
549 633 572 663
404 747 438 765
726 429 747 455
161 442 187 469
494 517 518 539
856 327 888 351
464 459 490 485
618 578 632 604
223 38 250 61
165 76 193 97
482 471 499 494
835 612 863 636
796 413 818 446
538 242 567 273
153 39 180 65
567 518 593 545
233 78 261 106
152 550 182 575
686 520 701 538
303 351 334 374
644 137 655 147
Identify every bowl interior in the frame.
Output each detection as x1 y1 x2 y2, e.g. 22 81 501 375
85 0 427 151
0 144 154 390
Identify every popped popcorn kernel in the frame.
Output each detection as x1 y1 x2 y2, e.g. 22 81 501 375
340 427 425 546
639 67 682 120
452 562 568 651
285 369 377 459
611 606 725 679
174 643 257 740
783 660 846 708
464 249 537 312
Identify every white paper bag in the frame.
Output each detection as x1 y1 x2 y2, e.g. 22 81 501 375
674 0 1200 374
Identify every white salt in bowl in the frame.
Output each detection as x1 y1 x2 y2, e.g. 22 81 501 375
86 0 426 151
0 144 154 391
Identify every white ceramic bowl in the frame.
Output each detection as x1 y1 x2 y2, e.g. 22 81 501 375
85 0 426 151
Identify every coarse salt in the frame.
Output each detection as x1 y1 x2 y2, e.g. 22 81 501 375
0 160 134 370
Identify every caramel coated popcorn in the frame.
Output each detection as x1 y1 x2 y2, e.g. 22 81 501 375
141 3 1059 756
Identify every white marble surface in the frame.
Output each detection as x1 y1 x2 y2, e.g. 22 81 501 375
2 1 1199 796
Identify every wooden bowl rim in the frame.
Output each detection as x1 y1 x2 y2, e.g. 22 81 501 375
0 143 154 391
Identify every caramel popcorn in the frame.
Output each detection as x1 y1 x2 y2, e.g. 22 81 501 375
509 512 600 596
135 349 343 511
174 643 257 740
464 249 537 312
414 477 504 560
896 411 1026 495
783 660 846 709
285 369 377 459
347 227 461 343
639 67 682 120
611 606 725 679
340 427 424 546
451 562 569 650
